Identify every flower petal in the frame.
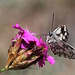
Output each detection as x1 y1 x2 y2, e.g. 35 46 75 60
47 55 56 65
38 59 45 68
12 24 23 31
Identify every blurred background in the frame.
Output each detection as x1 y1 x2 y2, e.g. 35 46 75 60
0 0 75 75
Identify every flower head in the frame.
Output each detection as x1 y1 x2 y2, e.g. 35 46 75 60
0 24 56 73
12 24 56 68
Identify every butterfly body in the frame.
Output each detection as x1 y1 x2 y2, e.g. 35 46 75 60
46 25 75 59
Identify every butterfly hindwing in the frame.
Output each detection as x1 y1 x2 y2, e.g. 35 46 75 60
49 39 75 59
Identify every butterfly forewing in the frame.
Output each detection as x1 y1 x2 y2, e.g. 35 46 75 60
53 25 69 42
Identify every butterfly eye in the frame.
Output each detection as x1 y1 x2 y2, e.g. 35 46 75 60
48 32 53 37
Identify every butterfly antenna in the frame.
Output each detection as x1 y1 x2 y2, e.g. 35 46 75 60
51 13 54 32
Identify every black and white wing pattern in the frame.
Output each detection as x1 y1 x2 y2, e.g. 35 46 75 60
46 25 75 59
53 25 69 42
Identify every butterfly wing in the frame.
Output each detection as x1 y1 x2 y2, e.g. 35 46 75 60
46 25 75 59
53 25 69 42
49 38 75 59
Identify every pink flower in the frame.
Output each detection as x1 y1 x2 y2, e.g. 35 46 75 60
12 24 56 68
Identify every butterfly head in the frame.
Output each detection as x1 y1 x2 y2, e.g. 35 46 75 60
48 32 53 37
46 32 56 44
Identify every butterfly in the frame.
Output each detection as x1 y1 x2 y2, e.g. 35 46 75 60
46 25 75 59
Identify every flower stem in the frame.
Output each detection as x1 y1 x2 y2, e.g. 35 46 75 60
0 68 6 73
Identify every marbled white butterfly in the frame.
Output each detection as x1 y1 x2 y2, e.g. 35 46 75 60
46 25 75 59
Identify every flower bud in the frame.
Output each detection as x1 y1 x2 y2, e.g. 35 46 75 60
5 38 22 69
8 45 45 70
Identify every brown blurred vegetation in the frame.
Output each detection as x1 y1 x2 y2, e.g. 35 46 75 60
0 0 75 75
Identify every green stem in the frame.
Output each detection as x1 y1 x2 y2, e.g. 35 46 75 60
0 68 6 73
